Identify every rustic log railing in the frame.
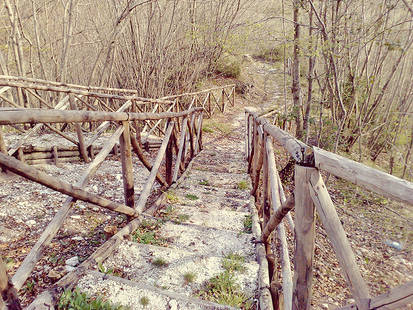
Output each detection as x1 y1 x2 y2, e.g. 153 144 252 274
0 103 204 307
0 77 234 160
245 107 413 310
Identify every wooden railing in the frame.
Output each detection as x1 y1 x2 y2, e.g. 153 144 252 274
245 107 413 310
0 76 235 145
0 104 204 307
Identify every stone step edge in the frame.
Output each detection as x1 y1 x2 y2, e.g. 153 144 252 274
141 215 255 238
85 270 238 310
103 240 260 265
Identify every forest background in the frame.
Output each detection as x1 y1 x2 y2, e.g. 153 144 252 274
1 0 412 180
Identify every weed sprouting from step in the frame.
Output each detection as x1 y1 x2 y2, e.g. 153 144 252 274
222 253 246 273
198 271 252 308
165 191 180 204
97 262 121 277
132 220 167 246
198 254 252 308
151 257 168 267
183 272 196 284
238 180 248 191
199 179 210 186
158 205 190 224
58 288 126 310
202 126 214 133
185 194 199 201
139 296 149 307
243 215 252 233
176 214 190 224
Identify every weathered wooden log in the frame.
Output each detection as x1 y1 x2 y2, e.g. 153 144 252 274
308 170 370 309
262 195 294 242
130 123 167 187
266 137 293 310
7 96 70 155
86 100 132 147
0 107 203 125
245 109 312 165
0 75 168 99
119 121 135 209
160 84 235 100
172 117 188 182
52 146 58 165
292 165 316 310
338 280 413 310
276 172 295 233
0 259 21 310
313 146 413 206
0 77 173 104
25 157 79 165
0 153 138 217
24 150 99 160
17 148 25 163
43 123 78 146
249 197 274 310
0 129 7 172
26 89 53 109
135 122 174 213
69 94 89 162
165 121 174 185
11 126 124 291
195 113 203 154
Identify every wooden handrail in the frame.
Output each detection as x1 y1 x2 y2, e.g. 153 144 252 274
0 107 203 125
0 75 173 104
246 108 413 310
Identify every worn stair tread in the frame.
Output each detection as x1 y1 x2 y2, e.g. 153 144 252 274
157 221 256 257
172 185 250 203
170 204 250 232
100 241 259 298
77 270 239 310
182 170 250 189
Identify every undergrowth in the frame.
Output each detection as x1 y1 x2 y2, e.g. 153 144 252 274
198 253 252 309
132 220 167 246
58 288 126 310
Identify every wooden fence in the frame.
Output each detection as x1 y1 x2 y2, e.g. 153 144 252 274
0 76 234 164
245 107 413 310
0 101 204 307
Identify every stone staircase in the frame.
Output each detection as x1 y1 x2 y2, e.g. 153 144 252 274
76 126 261 309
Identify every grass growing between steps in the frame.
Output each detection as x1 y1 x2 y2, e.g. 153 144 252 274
243 215 253 233
158 205 190 224
58 288 127 310
197 253 253 309
132 220 167 246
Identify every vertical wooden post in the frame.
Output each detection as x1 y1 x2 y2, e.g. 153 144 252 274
69 93 89 163
165 119 173 185
52 146 59 166
196 113 203 153
119 121 135 209
17 148 25 163
208 93 212 116
172 117 188 182
248 120 257 173
1 258 21 310
0 129 7 172
221 89 225 112
293 165 316 310
245 113 250 159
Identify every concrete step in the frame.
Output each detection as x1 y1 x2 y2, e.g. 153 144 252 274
77 270 239 310
158 222 256 258
100 241 259 300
